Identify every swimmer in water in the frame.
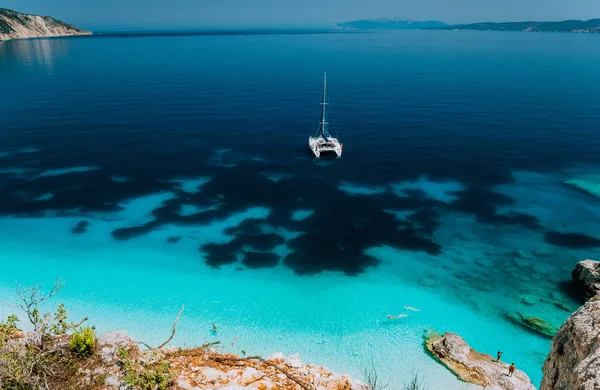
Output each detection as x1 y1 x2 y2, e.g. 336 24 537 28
387 314 408 319
212 324 217 333
404 306 420 312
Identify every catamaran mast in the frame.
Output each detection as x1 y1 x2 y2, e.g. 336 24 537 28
319 72 328 139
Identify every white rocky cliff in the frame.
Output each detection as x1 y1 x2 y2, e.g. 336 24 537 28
540 259 600 390
540 297 600 390
0 8 91 41
572 259 600 299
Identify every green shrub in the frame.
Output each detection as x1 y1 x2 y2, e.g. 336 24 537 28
70 326 96 358
118 347 173 390
0 314 19 334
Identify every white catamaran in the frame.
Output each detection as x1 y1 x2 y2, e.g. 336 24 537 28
309 72 342 158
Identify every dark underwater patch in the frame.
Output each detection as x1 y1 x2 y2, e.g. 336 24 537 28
241 251 280 268
112 221 162 240
451 187 541 230
223 219 264 236
237 233 285 251
544 231 600 249
284 233 380 275
71 220 89 234
167 236 181 244
0 144 544 278
200 242 241 267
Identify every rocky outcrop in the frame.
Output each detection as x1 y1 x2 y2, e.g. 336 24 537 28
426 332 535 390
92 331 369 390
172 351 369 389
573 259 600 299
2 325 368 389
540 297 600 390
0 8 91 41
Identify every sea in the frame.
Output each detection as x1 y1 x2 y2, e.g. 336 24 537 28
1 29 600 389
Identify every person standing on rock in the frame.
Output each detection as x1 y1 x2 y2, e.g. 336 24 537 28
508 362 516 377
496 351 503 362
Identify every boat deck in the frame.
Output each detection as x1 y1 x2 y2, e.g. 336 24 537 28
309 136 342 158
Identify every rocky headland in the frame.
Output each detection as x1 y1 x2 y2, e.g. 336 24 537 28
425 259 600 390
0 8 91 41
425 331 535 390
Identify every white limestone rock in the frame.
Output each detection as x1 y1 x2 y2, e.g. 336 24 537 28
177 377 193 389
216 385 247 390
285 352 303 368
240 367 264 385
101 346 116 363
104 375 120 387
572 259 600 298
541 298 600 390
266 352 285 362
98 330 134 347
426 332 536 390
201 367 225 383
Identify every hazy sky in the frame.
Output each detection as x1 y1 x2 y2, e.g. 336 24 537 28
3 0 600 30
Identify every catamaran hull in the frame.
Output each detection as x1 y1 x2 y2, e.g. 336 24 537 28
309 137 342 158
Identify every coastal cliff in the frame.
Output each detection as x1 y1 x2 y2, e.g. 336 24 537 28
0 8 91 41
572 259 600 299
539 259 600 390
540 297 600 390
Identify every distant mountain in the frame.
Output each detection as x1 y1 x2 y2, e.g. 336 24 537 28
335 18 447 30
0 8 91 41
433 19 600 33
335 18 600 33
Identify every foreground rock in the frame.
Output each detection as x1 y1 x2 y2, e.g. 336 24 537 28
426 332 535 390
67 330 371 389
2 326 369 389
172 351 369 390
573 259 600 299
0 7 91 41
541 297 600 390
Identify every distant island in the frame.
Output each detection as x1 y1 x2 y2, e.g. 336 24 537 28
0 7 91 41
336 18 600 33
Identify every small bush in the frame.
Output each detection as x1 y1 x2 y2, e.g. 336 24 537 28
126 361 172 390
0 314 19 334
70 326 96 358
118 347 173 390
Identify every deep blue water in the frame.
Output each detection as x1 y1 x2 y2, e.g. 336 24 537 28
2 30 600 387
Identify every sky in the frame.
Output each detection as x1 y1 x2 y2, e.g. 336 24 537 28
2 0 600 30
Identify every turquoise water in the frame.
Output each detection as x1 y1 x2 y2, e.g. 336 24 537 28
2 30 600 388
